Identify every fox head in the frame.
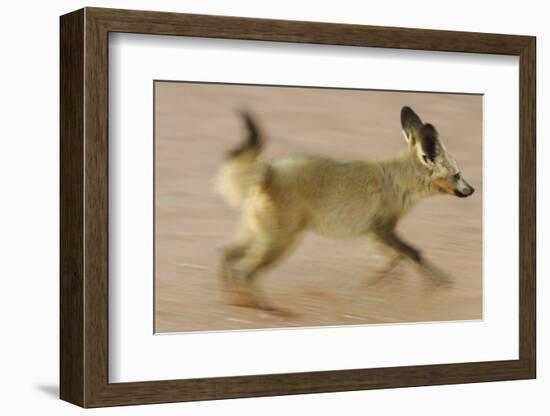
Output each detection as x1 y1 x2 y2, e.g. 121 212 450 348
400 106 475 198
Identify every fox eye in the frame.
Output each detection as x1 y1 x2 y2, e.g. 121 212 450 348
453 173 461 180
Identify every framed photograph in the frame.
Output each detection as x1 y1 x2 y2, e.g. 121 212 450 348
60 7 536 408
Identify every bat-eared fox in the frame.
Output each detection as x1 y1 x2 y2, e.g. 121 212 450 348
216 106 475 310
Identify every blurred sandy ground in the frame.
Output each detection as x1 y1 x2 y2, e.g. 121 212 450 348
154 82 482 333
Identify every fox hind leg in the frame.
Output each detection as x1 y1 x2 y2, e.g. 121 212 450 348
220 183 306 309
219 241 249 287
230 241 290 310
228 222 304 310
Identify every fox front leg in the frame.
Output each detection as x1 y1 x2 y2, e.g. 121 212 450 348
416 259 453 284
367 254 403 285
366 235 404 284
373 230 452 284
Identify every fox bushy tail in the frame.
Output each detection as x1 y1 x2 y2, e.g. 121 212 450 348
216 112 267 208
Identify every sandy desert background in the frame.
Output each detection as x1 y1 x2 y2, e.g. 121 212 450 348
154 82 482 333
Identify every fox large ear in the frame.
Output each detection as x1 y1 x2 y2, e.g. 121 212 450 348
416 123 441 167
401 106 423 145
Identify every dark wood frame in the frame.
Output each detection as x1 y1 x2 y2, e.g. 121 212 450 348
60 7 536 408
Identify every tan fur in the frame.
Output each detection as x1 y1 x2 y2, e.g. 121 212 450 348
216 107 475 310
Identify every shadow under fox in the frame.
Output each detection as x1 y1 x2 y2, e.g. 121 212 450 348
217 107 475 310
